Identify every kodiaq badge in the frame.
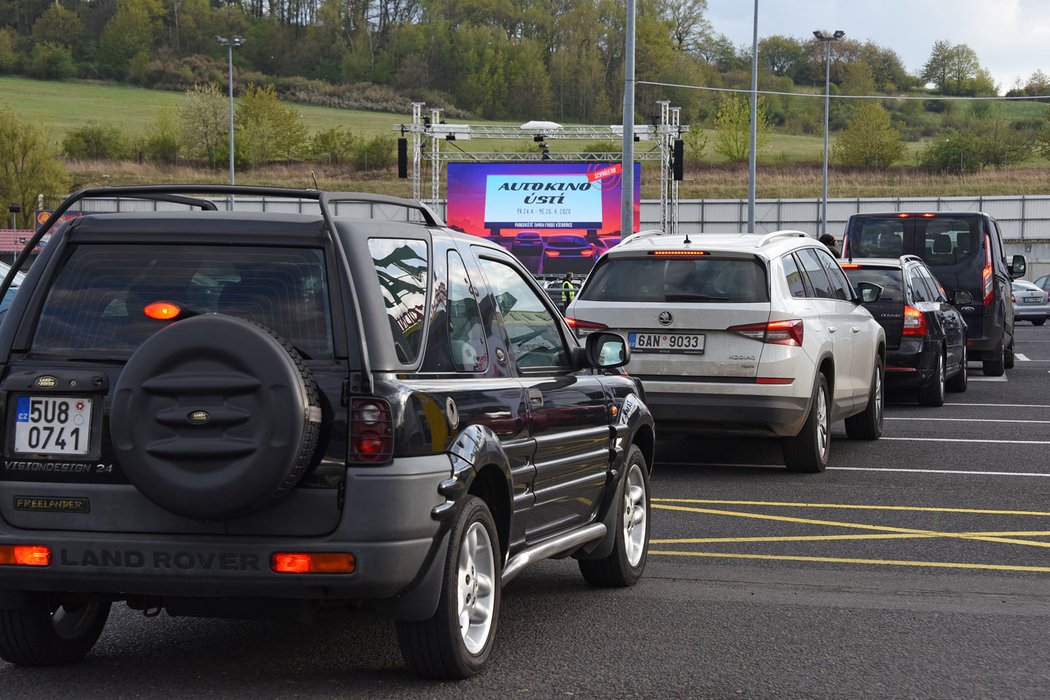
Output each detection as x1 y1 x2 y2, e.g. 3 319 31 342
34 375 57 389
658 311 673 326
188 410 210 425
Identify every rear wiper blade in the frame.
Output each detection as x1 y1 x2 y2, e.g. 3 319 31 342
664 293 729 302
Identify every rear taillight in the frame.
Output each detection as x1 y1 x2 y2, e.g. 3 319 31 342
565 317 608 336
349 398 393 464
902 305 927 336
982 234 994 306
0 545 51 567
1011 293 1016 303
271 552 356 574
544 250 560 257
728 319 804 346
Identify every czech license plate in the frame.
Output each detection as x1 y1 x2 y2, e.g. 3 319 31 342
14 396 92 456
628 332 705 354
1024 297 1041 304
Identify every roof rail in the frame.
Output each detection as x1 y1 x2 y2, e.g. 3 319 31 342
618 229 665 246
0 184 447 397
757 230 810 247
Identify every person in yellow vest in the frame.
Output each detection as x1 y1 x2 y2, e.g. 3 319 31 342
561 272 576 310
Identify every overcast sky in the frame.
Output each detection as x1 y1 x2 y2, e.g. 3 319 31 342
706 0 1050 94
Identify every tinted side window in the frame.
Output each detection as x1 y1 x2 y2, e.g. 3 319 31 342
33 245 333 358
816 249 853 301
782 253 807 298
447 250 488 372
917 266 946 302
908 268 930 303
477 257 569 369
368 238 429 364
796 248 835 299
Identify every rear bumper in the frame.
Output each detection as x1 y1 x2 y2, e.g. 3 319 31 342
1014 305 1049 320
884 339 938 389
0 456 452 615
643 386 810 438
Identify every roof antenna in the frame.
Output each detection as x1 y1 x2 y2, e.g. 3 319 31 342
683 230 691 245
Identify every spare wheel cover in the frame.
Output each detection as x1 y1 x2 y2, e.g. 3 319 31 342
110 314 322 520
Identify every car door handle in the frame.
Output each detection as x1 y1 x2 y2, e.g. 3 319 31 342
528 388 543 407
828 326 837 333
851 327 861 333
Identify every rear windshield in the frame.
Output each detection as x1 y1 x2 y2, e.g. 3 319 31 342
849 216 982 265
580 256 768 303
32 244 333 358
842 267 903 303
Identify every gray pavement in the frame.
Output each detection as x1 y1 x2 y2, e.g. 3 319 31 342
2 325 1049 697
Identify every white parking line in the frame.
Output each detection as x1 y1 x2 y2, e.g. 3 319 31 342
885 417 1050 424
939 402 1050 408
830 467 1050 477
1015 353 1030 361
883 437 1050 445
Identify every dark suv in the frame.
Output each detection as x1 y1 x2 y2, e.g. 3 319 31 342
842 212 1026 376
0 186 654 679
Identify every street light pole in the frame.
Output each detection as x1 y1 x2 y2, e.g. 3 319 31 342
813 29 844 238
215 35 245 187
747 0 759 233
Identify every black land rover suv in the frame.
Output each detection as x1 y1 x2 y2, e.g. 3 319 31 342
0 186 654 679
842 212 1026 376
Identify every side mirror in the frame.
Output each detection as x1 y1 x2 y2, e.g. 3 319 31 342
952 290 973 305
584 331 630 369
1010 254 1027 279
855 281 883 304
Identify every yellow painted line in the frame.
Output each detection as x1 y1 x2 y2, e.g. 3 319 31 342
652 531 1050 545
652 498 1050 517
652 503 1050 549
650 550 1050 573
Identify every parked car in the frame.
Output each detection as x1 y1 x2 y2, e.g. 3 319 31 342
841 256 968 406
510 230 544 272
541 234 597 274
0 261 25 313
566 229 886 473
1034 273 1050 292
842 211 1026 377
1012 279 1050 326
0 185 654 679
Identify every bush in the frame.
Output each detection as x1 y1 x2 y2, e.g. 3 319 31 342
27 42 75 80
309 128 356 165
917 132 982 174
62 123 127 160
350 136 396 171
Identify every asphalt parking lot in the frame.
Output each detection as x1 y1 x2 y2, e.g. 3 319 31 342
2 325 1048 698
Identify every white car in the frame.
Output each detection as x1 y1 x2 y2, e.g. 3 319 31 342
566 230 886 472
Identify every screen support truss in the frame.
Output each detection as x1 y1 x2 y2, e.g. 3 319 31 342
398 102 687 235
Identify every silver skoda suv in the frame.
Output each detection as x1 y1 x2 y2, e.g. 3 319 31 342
566 230 886 472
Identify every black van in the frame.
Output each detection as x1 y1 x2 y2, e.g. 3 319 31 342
842 212 1026 376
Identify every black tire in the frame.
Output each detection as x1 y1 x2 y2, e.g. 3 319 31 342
1004 337 1015 370
845 358 884 439
110 314 322 520
0 595 110 666
918 349 946 407
982 341 1005 377
397 497 500 680
946 345 968 393
579 445 650 587
1033 319 1046 326
783 373 831 472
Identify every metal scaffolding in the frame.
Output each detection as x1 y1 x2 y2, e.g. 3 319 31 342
398 102 687 235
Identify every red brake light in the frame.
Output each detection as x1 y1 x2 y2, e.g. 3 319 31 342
544 250 560 257
840 263 861 269
648 250 709 257
565 317 608 331
350 399 393 464
903 305 927 336
580 248 594 257
728 319 804 347
0 545 51 567
144 301 181 320
271 552 355 574
982 234 994 306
